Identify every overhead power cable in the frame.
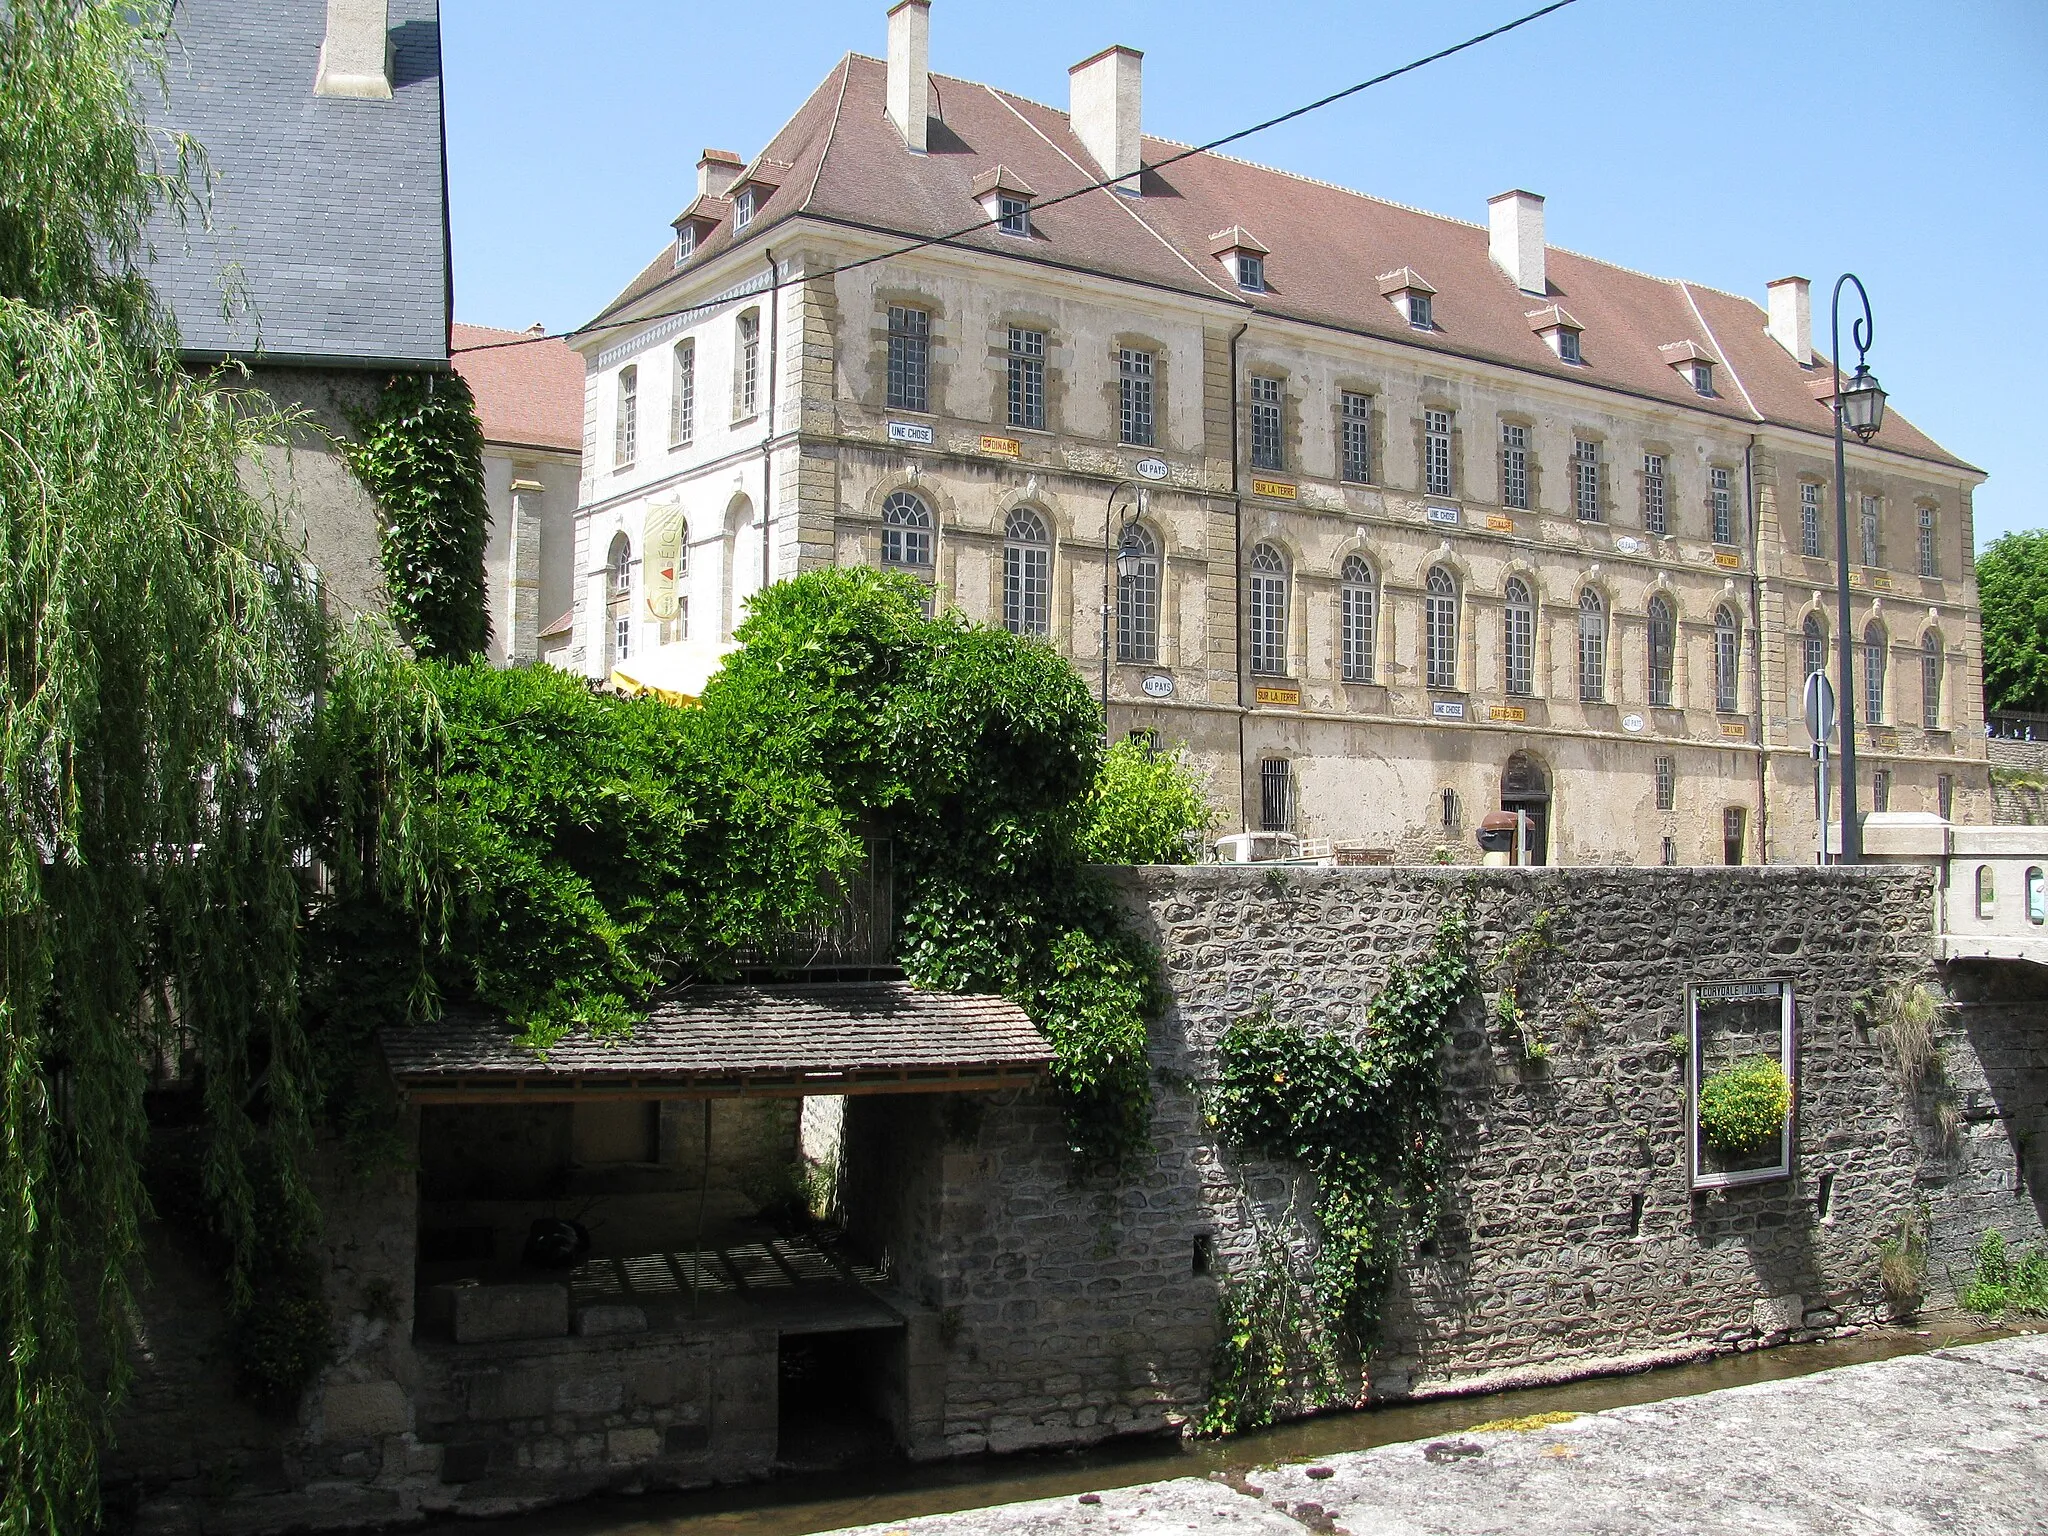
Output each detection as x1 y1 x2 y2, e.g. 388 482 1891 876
454 0 1579 356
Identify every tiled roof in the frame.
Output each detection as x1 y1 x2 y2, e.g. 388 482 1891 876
452 323 585 453
144 0 449 367
591 53 1970 472
381 982 1050 1098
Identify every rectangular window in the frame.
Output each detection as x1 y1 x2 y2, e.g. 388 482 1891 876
670 341 694 447
1693 362 1714 397
887 305 930 413
1661 835 1677 867
674 225 695 265
1500 422 1528 511
1574 438 1602 522
1340 392 1372 483
1722 806 1745 866
1938 773 1953 820
1557 329 1581 365
1860 494 1881 567
614 366 637 467
735 312 759 419
1249 376 1283 471
1872 769 1891 813
1259 759 1294 832
732 188 755 230
1236 253 1265 293
1504 597 1533 697
1642 453 1667 534
1918 505 1937 577
1424 408 1453 497
996 195 1030 236
614 614 632 665
1408 292 1433 330
1655 754 1675 812
1801 482 1821 557
1007 327 1045 431
1711 466 1733 545
1341 578 1374 683
1119 348 1155 446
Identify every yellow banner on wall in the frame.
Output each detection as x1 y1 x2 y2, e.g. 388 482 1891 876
643 502 684 622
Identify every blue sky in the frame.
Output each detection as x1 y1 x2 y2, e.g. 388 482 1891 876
443 0 2045 549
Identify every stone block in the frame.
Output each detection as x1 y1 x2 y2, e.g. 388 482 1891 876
450 1283 567 1344
606 1427 662 1465
464 1366 553 1421
1753 1292 1804 1336
321 1378 407 1440
553 1374 625 1415
573 1304 648 1337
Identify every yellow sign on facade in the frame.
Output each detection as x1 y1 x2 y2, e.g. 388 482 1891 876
1713 551 1742 569
1489 704 1527 722
979 435 1021 458
1255 685 1301 707
1251 478 1297 500
642 502 684 622
1720 721 1749 739
1861 569 1892 591
1486 515 1515 533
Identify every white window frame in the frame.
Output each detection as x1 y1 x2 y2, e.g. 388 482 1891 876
1002 507 1051 637
1248 543 1288 677
1643 453 1667 535
1711 466 1733 545
1686 980 1796 1192
1425 566 1458 690
1340 392 1371 484
1500 422 1528 511
670 340 695 448
1504 578 1534 698
996 195 1030 237
1574 438 1602 523
880 489 934 570
1340 556 1375 683
1424 409 1453 497
614 365 638 468
1578 588 1606 702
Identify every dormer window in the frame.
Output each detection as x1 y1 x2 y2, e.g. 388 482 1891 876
1557 329 1581 365
732 187 755 230
674 224 695 266
1377 267 1437 331
1691 362 1714 396
1526 304 1584 364
1659 340 1722 398
1210 226 1271 295
972 166 1038 240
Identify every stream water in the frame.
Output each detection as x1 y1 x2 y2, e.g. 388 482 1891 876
431 1317 2041 1536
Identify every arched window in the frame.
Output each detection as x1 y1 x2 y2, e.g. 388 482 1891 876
880 489 933 569
1976 865 1996 920
1863 621 1887 723
1921 630 1943 730
1578 588 1606 703
609 532 633 594
605 532 633 668
1425 566 1458 690
1002 507 1051 637
1504 578 1534 697
1714 605 1740 712
1116 523 1159 664
1647 595 1675 708
614 365 638 466
1801 612 1827 685
1340 555 1376 683
1248 543 1288 676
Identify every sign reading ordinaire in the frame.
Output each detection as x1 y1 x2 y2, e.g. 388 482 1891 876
1720 721 1749 740
1252 478 1297 500
1255 684 1301 706
1713 551 1742 570
979 435 1020 458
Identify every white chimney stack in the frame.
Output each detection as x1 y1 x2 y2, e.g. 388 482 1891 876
314 0 392 100
886 0 931 153
1069 45 1143 194
1767 275 1813 366
1487 190 1546 295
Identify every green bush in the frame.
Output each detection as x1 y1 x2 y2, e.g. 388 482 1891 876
1959 1229 2048 1317
1078 738 1214 864
1697 1056 1791 1153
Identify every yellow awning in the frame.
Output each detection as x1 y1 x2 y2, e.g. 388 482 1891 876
607 641 737 707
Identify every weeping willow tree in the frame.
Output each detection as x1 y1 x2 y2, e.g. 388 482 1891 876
0 4 439 1529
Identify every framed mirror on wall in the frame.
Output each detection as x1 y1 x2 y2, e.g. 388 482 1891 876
1687 980 1797 1191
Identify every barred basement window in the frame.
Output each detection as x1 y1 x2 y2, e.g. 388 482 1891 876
1504 578 1534 697
1802 613 1827 684
1655 754 1675 812
1938 773 1954 820
1574 438 1602 522
1642 453 1667 535
1259 758 1294 832
1501 422 1529 511
1864 621 1887 723
887 305 930 413
1119 348 1155 446
613 365 637 467
1921 630 1943 729
1661 835 1677 867
1918 505 1938 577
1002 508 1050 637
1116 523 1159 663
1007 327 1045 431
1340 555 1376 683
670 340 695 447
1714 605 1740 712
1424 409 1453 497
1340 391 1372 483
1711 466 1733 545
880 489 933 569
1441 787 1462 830
1801 482 1822 557
1647 595 1675 708
1248 543 1288 676
1578 588 1606 702
1249 376 1283 471
1425 565 1458 689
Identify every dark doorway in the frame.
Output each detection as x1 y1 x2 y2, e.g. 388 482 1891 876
1500 750 1551 865
776 1327 904 1471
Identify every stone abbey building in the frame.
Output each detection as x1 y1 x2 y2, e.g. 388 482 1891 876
567 0 1987 866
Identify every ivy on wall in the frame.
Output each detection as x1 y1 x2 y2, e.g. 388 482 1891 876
346 371 491 660
1200 912 1476 1433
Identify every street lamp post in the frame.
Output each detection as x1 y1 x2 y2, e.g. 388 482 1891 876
1829 273 1888 864
1100 482 1148 737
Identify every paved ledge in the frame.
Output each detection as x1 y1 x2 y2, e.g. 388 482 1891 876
823 1335 2048 1535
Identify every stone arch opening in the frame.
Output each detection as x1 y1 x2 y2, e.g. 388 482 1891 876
1500 749 1551 865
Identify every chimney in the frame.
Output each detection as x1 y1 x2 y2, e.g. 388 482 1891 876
697 149 744 199
1767 275 1813 366
1487 190 1545 295
1069 45 1143 194
886 0 931 153
313 0 392 100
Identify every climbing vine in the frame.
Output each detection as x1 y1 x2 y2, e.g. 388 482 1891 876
346 370 491 660
1200 913 1476 1432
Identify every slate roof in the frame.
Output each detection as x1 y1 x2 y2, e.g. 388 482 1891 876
146 0 450 367
452 323 585 452
381 982 1051 1098
592 53 1971 473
